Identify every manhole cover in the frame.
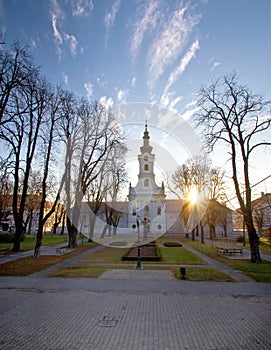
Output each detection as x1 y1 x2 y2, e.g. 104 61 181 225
98 316 119 327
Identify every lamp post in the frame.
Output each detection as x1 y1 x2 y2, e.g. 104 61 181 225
136 214 141 269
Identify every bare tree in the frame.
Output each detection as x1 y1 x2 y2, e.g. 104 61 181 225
0 41 36 126
63 100 121 248
196 72 271 262
172 155 226 242
100 144 128 238
0 60 45 251
33 85 66 258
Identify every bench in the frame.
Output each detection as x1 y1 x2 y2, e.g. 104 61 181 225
56 247 68 254
216 246 243 256
0 248 10 256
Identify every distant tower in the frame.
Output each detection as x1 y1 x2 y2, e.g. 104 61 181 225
128 123 166 240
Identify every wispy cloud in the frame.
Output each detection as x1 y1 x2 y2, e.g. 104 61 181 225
50 0 79 59
130 0 159 62
179 106 200 121
160 39 199 109
131 77 136 88
99 96 114 110
116 88 129 104
104 0 121 46
165 40 199 93
148 5 200 89
62 72 69 86
71 0 93 16
84 82 93 99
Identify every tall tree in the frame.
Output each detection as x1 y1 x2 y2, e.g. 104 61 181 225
0 56 44 251
196 72 271 262
64 100 121 248
172 155 226 242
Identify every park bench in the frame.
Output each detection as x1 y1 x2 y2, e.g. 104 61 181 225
216 246 243 256
0 248 10 256
56 247 68 254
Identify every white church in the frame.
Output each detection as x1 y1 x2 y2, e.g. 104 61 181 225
79 124 233 245
127 123 167 240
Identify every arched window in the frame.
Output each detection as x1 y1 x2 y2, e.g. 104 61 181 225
144 205 150 215
144 179 149 187
157 207 161 215
144 164 149 171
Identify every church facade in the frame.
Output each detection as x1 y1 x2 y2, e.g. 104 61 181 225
78 124 233 244
127 124 166 240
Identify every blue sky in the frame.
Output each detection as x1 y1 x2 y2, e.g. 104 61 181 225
1 0 271 205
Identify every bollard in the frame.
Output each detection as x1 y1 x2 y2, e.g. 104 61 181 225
180 267 186 280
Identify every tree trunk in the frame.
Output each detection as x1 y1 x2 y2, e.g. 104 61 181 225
191 228 195 241
246 219 261 263
34 229 42 258
209 224 215 240
200 220 204 244
67 217 78 248
12 218 24 252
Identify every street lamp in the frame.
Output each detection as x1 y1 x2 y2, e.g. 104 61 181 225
136 214 141 269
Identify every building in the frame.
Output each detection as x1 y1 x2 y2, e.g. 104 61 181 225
82 124 233 246
127 123 166 240
233 192 271 236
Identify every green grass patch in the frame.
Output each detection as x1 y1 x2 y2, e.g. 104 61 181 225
159 246 204 264
0 234 67 251
183 239 271 282
50 265 108 278
0 243 96 276
50 264 234 281
171 266 235 282
82 247 130 263
225 260 271 283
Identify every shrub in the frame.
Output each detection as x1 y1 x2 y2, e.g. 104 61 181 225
0 232 15 243
235 234 245 243
164 241 182 247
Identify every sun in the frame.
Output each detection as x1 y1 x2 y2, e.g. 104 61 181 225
188 187 199 204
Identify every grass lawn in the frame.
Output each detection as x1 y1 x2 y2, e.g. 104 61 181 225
0 234 68 251
0 242 96 276
158 246 204 264
82 247 131 263
50 264 233 281
183 239 271 283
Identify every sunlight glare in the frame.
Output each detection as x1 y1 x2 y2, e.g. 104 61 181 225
188 187 198 204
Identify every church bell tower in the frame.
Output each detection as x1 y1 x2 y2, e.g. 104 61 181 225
128 123 166 240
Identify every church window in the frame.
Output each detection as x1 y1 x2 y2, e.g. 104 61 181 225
132 208 136 216
132 224 136 230
157 224 162 230
144 179 149 187
144 205 150 215
144 164 149 171
157 207 161 215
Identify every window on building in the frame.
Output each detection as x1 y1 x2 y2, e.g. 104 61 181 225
132 208 136 216
132 224 136 230
157 224 162 230
144 164 149 171
144 205 150 215
157 207 161 215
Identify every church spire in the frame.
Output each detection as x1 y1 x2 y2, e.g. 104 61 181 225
140 122 152 154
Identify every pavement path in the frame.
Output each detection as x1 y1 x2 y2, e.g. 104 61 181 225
0 242 270 349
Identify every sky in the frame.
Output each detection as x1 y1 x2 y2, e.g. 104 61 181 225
1 0 271 207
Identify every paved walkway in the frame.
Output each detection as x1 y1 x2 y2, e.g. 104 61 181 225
0 242 270 349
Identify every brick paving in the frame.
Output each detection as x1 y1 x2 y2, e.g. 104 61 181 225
0 243 270 349
0 279 270 350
